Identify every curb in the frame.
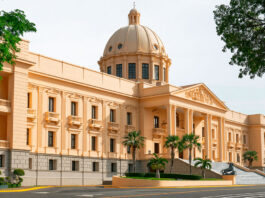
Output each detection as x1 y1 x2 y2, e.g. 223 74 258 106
0 186 54 193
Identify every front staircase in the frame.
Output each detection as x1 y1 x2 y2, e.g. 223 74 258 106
176 159 265 184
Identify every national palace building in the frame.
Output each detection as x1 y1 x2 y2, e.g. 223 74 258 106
0 8 264 186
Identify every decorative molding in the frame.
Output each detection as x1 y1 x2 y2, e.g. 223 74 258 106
185 87 214 105
88 96 102 104
28 83 38 90
67 93 82 100
44 88 60 95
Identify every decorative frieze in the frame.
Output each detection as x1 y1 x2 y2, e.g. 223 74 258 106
185 87 213 105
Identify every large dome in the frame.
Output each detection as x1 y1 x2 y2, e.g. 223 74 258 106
98 8 171 85
103 24 166 57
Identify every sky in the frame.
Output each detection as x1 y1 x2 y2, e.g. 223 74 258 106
1 0 264 115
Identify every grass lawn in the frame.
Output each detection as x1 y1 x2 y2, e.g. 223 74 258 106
125 177 223 181
125 177 177 181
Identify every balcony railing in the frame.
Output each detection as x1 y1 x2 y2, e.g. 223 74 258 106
68 115 82 127
0 140 9 148
235 142 242 149
0 99 11 113
227 141 235 148
125 125 136 133
152 128 166 139
45 112 60 123
108 122 119 132
88 119 102 129
27 108 36 119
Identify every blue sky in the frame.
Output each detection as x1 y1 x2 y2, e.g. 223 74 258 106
1 0 264 115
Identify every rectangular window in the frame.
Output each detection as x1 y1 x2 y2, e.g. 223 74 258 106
111 163 117 172
91 136 97 151
237 153 240 163
154 116 159 128
228 133 232 141
110 109 115 122
127 146 131 154
0 155 4 167
29 158 32 170
91 105 97 119
202 127 205 137
128 63 136 79
128 164 133 173
71 101 77 116
48 131 54 147
110 138 115 153
116 64 122 77
71 134 76 149
72 161 79 171
49 159 57 170
154 143 160 154
92 162 99 172
212 150 216 160
236 134 239 143
229 152 232 162
48 97 55 112
154 65 159 80
142 63 149 79
243 135 246 144
127 112 132 125
163 68 166 81
212 129 215 139
26 128 30 145
107 66 112 74
27 92 32 108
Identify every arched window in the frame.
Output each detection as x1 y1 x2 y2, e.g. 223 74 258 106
176 113 180 128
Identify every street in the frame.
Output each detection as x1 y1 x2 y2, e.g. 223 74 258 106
1 185 265 198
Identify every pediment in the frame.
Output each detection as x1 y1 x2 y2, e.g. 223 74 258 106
172 84 228 110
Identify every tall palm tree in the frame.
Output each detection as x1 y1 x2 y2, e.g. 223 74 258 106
147 153 168 178
164 135 183 173
182 133 201 175
243 150 258 168
194 156 212 178
122 131 145 173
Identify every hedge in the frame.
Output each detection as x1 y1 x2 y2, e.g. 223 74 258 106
125 173 202 180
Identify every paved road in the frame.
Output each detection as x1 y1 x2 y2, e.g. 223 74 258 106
1 185 265 198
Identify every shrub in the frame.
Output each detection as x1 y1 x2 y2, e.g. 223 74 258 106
0 170 1 175
0 177 5 185
160 173 202 180
125 173 202 180
125 173 145 177
13 169 25 176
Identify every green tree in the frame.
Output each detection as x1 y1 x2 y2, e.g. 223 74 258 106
194 156 212 179
182 134 201 175
243 150 258 168
122 131 145 173
164 135 183 174
147 153 168 178
0 9 36 75
214 0 265 78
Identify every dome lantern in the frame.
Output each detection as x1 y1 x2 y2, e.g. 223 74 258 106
128 8 140 25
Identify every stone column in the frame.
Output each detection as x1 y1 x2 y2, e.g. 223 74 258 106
218 117 223 161
173 106 177 135
185 108 189 135
123 56 127 79
61 91 66 154
189 109 194 134
205 114 212 159
82 96 88 156
167 104 172 136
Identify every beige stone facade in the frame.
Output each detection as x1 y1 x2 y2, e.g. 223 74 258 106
0 9 264 186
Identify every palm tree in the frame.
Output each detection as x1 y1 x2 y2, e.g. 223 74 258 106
122 131 145 173
182 133 201 175
194 156 212 179
147 153 168 178
243 150 258 168
164 135 183 173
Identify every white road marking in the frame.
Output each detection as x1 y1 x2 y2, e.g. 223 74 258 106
76 194 103 197
34 191 49 194
201 192 265 198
